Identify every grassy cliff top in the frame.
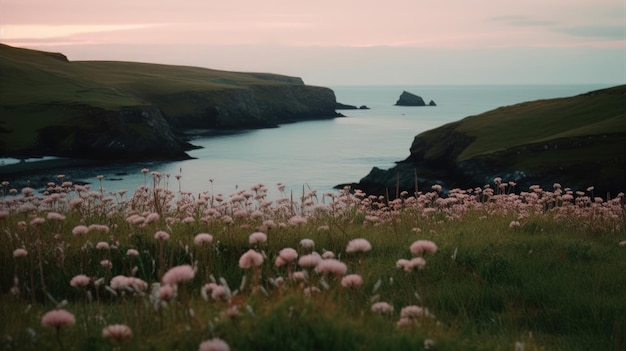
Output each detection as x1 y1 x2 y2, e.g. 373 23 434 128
414 85 626 162
0 44 305 109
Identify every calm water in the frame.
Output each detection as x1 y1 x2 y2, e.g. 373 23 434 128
4 84 612 198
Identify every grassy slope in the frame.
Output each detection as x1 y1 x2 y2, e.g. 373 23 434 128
0 44 305 152
453 85 625 161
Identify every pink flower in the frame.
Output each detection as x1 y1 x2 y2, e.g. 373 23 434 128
341 274 363 288
21 187 34 196
100 260 112 269
13 248 28 258
410 257 427 270
396 259 412 272
289 215 307 226
41 309 75 329
346 238 372 253
72 225 89 236
322 251 335 259
162 265 195 285
30 217 45 226
158 284 176 300
371 301 394 314
145 212 160 224
400 305 428 319
126 249 139 257
298 253 321 268
96 241 110 250
102 324 133 341
248 232 267 245
194 233 214 245
199 337 230 351
239 249 264 269
315 259 347 276
154 230 170 240
70 274 90 288
47 212 66 221
299 239 315 250
278 248 298 263
410 240 437 256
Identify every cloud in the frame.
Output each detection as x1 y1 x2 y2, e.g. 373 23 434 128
488 15 558 27
557 25 625 40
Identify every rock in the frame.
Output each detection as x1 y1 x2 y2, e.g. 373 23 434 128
336 102 358 110
395 91 426 106
359 105 370 110
429 100 437 106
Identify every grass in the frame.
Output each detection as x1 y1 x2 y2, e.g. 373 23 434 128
0 174 624 350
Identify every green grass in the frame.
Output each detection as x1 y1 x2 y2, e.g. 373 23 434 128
0 179 624 350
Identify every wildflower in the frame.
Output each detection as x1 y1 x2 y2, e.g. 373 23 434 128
194 233 214 245
291 271 307 281
13 248 28 258
154 231 170 240
289 215 307 226
371 301 394 314
396 259 412 272
299 239 315 250
100 260 112 269
619 241 626 247
102 324 132 341
30 217 45 226
298 253 322 268
198 337 230 351
96 242 110 250
424 339 435 350
410 257 426 270
47 212 66 221
41 309 75 328
70 274 90 288
21 187 34 196
158 284 176 300
278 248 298 262
248 232 267 245
346 238 372 253
400 305 428 319
144 212 160 224
72 225 89 236
322 251 335 259
315 259 347 276
239 249 264 269
126 249 139 257
162 265 195 285
410 240 437 256
341 274 363 288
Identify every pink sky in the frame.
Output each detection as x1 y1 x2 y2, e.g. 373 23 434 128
1 0 624 85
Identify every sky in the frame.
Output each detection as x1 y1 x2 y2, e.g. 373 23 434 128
1 0 624 86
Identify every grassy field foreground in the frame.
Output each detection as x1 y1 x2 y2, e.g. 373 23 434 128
0 174 624 350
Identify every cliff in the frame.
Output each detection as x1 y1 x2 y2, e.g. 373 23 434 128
349 85 626 197
0 44 339 162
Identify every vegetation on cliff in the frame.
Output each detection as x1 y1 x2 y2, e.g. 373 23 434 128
0 44 338 162
355 85 625 197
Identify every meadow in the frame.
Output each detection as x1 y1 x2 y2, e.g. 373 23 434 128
0 171 624 350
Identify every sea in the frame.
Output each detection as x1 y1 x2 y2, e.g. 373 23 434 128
0 84 613 199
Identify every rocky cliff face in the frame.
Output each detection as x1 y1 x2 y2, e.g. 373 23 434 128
34 105 191 160
158 85 339 130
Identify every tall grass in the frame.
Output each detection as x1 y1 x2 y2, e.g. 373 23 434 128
0 174 624 350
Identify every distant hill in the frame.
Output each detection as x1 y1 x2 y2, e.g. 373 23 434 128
0 44 338 162
351 85 626 197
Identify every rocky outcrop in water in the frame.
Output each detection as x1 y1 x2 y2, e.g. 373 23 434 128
395 91 435 106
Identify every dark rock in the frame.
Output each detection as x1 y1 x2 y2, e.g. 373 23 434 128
359 105 370 110
428 100 437 106
395 91 426 106
336 102 358 110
